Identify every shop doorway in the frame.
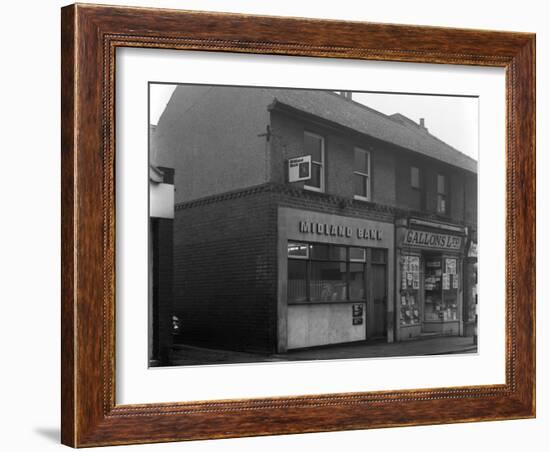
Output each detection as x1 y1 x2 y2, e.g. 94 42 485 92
369 250 387 339
422 253 460 336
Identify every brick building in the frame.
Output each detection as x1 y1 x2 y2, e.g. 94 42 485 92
152 85 478 354
149 125 175 365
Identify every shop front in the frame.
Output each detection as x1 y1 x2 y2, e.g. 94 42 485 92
463 235 478 338
395 217 467 341
277 207 394 352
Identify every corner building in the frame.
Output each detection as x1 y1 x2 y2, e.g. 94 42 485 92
153 85 478 354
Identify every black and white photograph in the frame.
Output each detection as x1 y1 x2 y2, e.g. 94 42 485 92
148 83 479 367
1 0 543 449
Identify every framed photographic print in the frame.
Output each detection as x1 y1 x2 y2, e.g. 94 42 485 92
61 3 535 447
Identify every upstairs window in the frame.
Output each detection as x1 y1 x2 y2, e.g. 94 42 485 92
304 132 324 192
437 173 447 214
411 166 420 189
354 148 371 201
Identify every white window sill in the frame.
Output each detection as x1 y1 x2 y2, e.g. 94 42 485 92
304 185 324 193
353 195 371 202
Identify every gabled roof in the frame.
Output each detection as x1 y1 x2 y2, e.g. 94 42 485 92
266 89 477 173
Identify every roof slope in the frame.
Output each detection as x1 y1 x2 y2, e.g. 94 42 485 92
266 89 477 173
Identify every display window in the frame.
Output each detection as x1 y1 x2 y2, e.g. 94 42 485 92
287 242 385 304
399 254 421 326
464 260 478 322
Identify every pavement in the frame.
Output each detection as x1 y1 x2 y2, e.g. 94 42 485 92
169 335 477 366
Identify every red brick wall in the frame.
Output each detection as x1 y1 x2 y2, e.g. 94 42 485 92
394 151 477 227
173 188 278 353
268 109 476 229
464 171 478 225
272 185 395 224
269 110 397 205
395 152 423 211
155 85 272 204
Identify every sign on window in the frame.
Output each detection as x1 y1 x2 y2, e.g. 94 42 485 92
288 155 311 182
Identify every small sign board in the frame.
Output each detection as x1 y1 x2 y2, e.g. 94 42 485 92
288 155 311 182
352 303 364 325
445 258 457 275
150 183 174 219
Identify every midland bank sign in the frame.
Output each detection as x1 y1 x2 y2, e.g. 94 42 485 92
280 207 394 248
299 221 383 241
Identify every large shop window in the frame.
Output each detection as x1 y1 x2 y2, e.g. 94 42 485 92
288 242 378 303
399 255 461 326
399 255 421 326
303 132 325 192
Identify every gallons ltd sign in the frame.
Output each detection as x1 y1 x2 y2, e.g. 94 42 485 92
403 229 462 250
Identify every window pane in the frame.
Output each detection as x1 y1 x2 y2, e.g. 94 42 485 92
349 247 366 261
310 244 329 260
349 263 366 300
465 263 477 322
411 166 420 188
310 245 346 261
437 174 446 194
371 248 387 264
328 246 346 261
310 261 347 301
354 148 368 172
304 133 323 162
424 258 443 321
288 242 308 258
288 260 307 302
307 162 322 188
354 173 367 197
437 194 446 213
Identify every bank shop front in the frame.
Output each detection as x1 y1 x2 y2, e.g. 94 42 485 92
277 207 395 352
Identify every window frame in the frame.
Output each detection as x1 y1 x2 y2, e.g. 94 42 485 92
303 131 325 193
287 242 310 260
436 173 447 214
353 147 371 201
410 166 421 189
287 242 374 304
349 247 367 263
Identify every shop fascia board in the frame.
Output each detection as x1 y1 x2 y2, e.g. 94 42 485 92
408 217 467 235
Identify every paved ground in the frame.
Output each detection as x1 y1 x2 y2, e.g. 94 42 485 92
170 336 477 366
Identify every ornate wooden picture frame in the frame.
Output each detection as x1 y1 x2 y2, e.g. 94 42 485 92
61 3 535 447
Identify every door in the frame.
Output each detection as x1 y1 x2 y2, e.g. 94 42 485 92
370 263 387 338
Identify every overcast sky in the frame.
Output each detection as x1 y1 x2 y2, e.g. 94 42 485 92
150 84 478 160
